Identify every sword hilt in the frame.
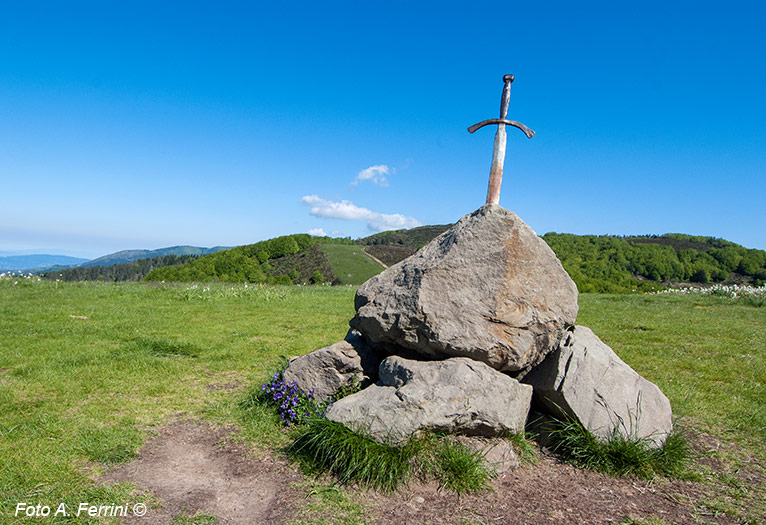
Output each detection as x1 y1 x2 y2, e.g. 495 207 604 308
500 75 513 120
468 74 534 138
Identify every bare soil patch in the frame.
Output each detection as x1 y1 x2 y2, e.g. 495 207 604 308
100 421 302 524
100 421 755 524
365 453 740 525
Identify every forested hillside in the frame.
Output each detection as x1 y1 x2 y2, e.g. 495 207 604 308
359 228 766 292
43 226 766 293
358 225 452 248
40 255 199 282
143 234 356 284
542 233 766 292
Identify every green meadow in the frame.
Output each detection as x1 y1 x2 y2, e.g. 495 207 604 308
0 279 764 522
318 244 385 285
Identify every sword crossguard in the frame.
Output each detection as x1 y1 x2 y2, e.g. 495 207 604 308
467 119 535 138
468 74 534 138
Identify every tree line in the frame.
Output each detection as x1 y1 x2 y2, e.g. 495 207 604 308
40 231 766 293
542 233 766 293
40 255 200 282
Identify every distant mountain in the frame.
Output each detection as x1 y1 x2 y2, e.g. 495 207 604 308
81 246 229 268
0 254 90 272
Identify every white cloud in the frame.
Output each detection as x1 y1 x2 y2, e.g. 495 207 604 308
300 195 421 232
351 165 392 187
307 227 327 237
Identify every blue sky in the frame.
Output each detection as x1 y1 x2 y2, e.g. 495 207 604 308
1 1 764 259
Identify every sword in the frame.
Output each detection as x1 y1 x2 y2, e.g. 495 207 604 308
468 74 535 205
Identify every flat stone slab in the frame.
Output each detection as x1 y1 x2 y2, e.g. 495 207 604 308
326 355 532 444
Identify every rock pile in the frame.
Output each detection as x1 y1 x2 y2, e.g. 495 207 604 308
285 204 673 448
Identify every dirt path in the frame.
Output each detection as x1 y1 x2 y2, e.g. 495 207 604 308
101 422 302 524
100 421 747 524
361 248 389 269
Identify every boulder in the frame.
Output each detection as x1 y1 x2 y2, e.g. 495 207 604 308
523 325 673 447
452 436 520 474
350 204 578 374
282 330 380 402
326 355 532 444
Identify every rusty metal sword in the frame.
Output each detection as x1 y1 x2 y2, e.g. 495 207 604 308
468 74 534 205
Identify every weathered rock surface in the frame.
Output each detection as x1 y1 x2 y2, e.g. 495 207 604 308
523 325 673 447
452 436 521 474
349 204 578 374
282 330 380 402
326 355 532 444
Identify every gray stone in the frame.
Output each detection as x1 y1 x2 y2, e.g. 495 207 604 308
452 436 520 474
326 355 532 444
524 325 673 448
349 204 578 374
282 330 380 402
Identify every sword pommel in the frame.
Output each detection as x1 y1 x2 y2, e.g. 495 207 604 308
503 74 514 83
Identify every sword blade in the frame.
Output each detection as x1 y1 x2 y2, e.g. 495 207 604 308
486 123 507 205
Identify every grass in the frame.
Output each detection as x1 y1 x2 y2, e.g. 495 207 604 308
546 414 690 479
504 431 539 465
0 279 763 521
577 293 766 458
290 482 369 525
432 439 495 494
287 419 494 495
288 418 417 492
171 513 218 524
318 245 385 285
0 279 356 521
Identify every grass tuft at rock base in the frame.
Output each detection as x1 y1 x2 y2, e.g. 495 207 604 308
547 415 690 479
287 419 496 494
288 418 415 492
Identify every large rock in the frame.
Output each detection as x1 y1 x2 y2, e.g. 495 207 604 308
524 325 673 447
282 330 380 402
350 204 578 374
326 355 532 444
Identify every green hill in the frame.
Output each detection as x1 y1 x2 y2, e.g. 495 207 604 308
143 235 358 285
269 244 340 285
319 244 385 285
542 233 766 292
124 227 766 293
